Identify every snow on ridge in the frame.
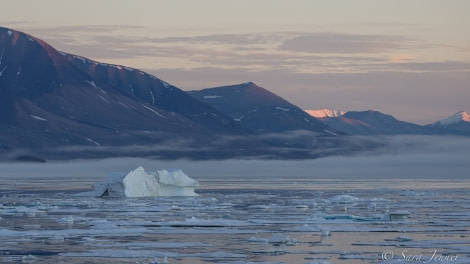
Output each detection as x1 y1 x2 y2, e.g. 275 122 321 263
0 48 4 64
323 129 338 136
30 115 47 122
7 30 12 37
86 138 100 146
160 80 172 89
73 55 88 64
435 111 470 126
234 115 244 122
0 65 8 77
141 104 166 119
86 80 106 94
203 95 221 99
149 90 155 104
97 94 110 103
276 106 290 111
305 108 345 118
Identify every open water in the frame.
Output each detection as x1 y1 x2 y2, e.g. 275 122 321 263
0 157 469 264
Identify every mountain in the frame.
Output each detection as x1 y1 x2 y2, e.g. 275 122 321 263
305 108 345 118
188 82 341 135
1 27 376 161
187 83 379 157
0 27 261 160
427 111 470 134
306 109 470 136
308 110 433 135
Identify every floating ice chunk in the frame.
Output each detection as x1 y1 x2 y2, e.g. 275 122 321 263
57 215 75 225
157 169 199 196
92 166 199 197
331 194 359 203
166 216 247 227
320 226 331 237
393 235 413 242
248 236 268 243
268 233 297 246
22 254 37 262
383 210 410 221
137 257 168 264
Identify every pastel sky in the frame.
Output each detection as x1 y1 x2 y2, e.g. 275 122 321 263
2 0 469 124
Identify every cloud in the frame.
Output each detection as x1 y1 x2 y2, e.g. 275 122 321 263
389 54 415 63
279 33 408 54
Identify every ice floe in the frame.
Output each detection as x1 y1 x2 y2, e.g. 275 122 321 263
91 166 199 197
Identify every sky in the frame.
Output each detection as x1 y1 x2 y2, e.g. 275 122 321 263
1 0 469 124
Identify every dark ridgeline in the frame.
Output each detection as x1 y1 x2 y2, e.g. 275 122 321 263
0 27 253 160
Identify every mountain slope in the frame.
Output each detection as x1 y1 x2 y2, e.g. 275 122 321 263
427 111 470 134
306 108 470 136
0 27 256 159
188 82 340 135
313 110 432 135
305 108 345 118
0 27 379 160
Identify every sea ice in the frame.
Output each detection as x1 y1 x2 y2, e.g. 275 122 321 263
92 166 199 197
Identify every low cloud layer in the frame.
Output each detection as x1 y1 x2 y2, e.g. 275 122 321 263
1 135 469 191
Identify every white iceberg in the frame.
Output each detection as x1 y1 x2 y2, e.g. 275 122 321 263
92 166 199 197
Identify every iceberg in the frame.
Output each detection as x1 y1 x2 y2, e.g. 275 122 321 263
92 166 199 197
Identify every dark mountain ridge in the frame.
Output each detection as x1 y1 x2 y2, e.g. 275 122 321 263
1 27 371 160
0 27 260 159
188 82 342 135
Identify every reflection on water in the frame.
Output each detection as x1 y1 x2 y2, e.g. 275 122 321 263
1 172 469 264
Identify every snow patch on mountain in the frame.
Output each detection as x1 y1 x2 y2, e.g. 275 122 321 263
305 108 345 118
142 104 166 119
0 48 4 64
0 65 8 77
432 111 470 126
30 115 47 122
203 95 222 99
276 106 290 111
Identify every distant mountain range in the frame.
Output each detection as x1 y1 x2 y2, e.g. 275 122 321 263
0 27 372 161
306 108 470 136
0 27 467 161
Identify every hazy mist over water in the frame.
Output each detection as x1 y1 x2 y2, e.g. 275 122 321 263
1 135 469 191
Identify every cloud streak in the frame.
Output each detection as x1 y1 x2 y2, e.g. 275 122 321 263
279 33 408 54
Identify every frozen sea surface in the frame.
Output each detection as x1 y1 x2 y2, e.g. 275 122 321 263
0 156 469 264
